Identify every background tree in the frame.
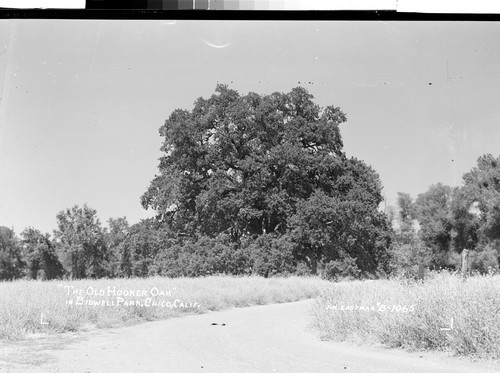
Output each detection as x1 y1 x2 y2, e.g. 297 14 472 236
53 204 108 279
20 228 63 280
460 154 500 242
450 154 500 272
388 193 432 277
392 154 500 274
0 226 24 280
142 85 392 277
412 183 455 269
396 192 414 231
104 217 129 277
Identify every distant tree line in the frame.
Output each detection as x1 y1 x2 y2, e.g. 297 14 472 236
389 154 500 277
0 208 125 281
1 86 498 281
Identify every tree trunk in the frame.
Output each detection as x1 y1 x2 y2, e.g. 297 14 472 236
461 249 469 278
304 247 318 275
418 263 425 281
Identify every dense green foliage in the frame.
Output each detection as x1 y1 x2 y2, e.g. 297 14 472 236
140 85 391 278
388 193 433 277
20 228 64 280
412 183 455 269
392 154 500 275
0 227 24 280
53 205 109 279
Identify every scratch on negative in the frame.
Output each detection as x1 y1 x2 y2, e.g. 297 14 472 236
89 23 102 76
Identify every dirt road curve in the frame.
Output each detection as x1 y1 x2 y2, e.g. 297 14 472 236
0 299 498 373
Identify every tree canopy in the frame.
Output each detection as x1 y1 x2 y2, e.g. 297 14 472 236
20 228 63 280
412 183 454 269
53 204 108 279
0 226 24 280
141 85 391 276
460 154 500 245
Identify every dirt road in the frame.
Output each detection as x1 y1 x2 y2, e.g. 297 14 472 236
0 299 498 373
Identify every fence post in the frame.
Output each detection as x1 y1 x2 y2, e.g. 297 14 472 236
461 249 469 278
418 263 425 281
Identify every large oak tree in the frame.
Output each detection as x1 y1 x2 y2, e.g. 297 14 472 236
142 85 391 276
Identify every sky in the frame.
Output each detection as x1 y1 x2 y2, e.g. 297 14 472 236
1 20 500 234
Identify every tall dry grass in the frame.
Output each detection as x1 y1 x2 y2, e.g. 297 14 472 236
0 275 328 341
312 271 500 360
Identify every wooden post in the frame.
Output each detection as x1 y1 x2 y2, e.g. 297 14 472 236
461 249 469 278
418 263 425 281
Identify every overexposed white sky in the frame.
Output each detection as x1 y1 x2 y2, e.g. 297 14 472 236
1 20 500 234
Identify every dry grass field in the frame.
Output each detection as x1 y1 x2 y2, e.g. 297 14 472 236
312 271 500 360
3 271 500 363
0 275 329 341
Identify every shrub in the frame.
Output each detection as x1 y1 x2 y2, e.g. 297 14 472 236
244 234 296 277
294 261 313 276
470 247 499 274
321 256 361 281
388 241 433 278
152 234 251 277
